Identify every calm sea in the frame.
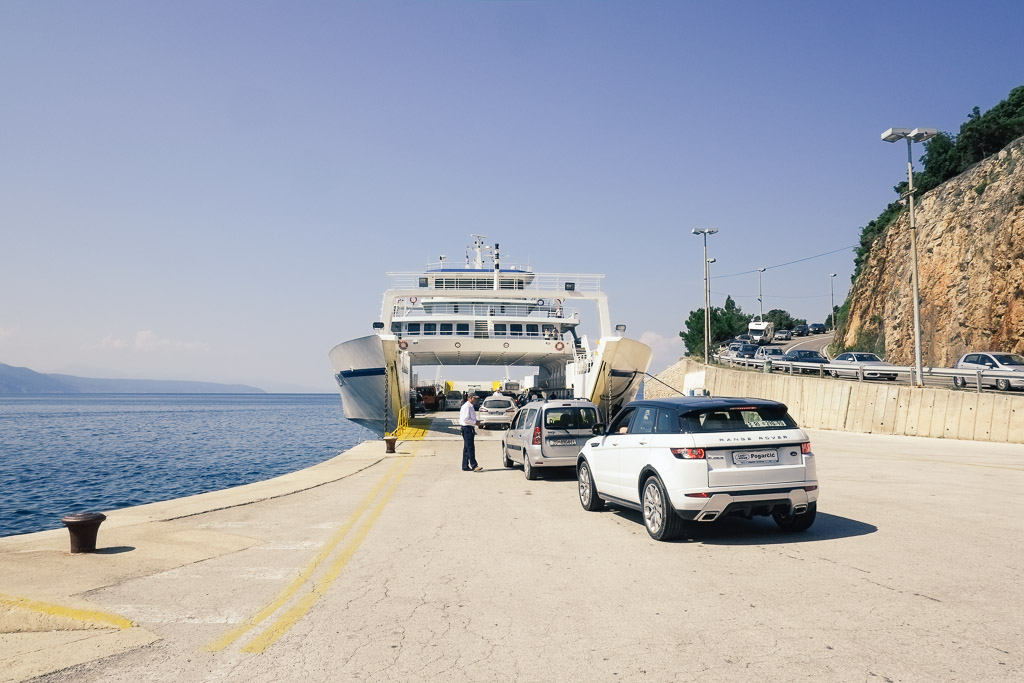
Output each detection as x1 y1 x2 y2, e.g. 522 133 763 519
0 394 373 538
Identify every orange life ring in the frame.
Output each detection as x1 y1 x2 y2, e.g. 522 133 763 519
398 340 408 350
555 341 564 351
410 296 418 304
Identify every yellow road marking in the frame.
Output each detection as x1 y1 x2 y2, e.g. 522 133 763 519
0 592 134 630
241 454 415 653
205 455 406 652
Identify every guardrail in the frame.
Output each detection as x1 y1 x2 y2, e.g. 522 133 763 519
711 354 1024 394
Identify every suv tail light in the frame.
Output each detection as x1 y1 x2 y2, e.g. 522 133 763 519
532 427 541 445
801 442 812 454
671 448 705 459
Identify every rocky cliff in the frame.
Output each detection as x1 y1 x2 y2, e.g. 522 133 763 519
837 135 1024 366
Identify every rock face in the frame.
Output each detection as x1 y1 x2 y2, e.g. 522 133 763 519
839 136 1024 366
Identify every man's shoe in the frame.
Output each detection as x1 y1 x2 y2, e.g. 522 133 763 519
473 466 483 471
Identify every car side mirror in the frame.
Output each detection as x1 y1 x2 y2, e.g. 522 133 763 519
592 423 606 435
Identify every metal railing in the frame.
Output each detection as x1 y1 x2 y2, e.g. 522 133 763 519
386 405 409 439
387 271 605 292
710 354 1024 393
392 302 580 320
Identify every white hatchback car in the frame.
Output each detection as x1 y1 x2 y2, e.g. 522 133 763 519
577 397 819 541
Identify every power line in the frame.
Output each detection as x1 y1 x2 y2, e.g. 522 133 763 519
712 245 858 280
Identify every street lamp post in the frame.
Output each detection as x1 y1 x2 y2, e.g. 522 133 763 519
757 267 766 320
882 127 937 387
692 228 718 363
829 273 837 331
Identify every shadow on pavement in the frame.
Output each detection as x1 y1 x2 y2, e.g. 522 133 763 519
604 508 876 545
93 546 136 554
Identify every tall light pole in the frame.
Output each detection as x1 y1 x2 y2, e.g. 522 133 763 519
829 273 837 331
882 127 937 386
757 267 766 320
692 228 718 363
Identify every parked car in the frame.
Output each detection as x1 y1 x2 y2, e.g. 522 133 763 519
444 391 463 410
735 334 753 344
576 397 819 541
782 349 829 373
829 352 898 380
775 329 792 341
953 352 1024 390
808 323 826 335
792 325 809 337
502 399 601 480
754 346 786 365
478 395 517 429
731 344 758 365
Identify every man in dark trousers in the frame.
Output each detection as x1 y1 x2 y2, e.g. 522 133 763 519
459 394 482 471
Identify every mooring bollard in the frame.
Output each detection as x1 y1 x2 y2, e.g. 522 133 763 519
383 436 397 453
61 512 107 553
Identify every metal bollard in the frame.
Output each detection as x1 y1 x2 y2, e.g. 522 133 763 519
383 436 397 453
61 512 106 553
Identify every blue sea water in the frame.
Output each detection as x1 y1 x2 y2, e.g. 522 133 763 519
0 394 373 538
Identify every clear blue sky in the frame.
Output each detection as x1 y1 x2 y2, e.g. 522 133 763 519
2 1 1021 392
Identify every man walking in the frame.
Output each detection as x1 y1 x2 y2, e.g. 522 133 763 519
459 394 482 471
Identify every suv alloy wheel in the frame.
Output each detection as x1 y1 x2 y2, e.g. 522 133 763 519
578 461 604 511
642 476 684 541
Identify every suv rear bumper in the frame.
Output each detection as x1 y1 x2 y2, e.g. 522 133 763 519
671 486 818 522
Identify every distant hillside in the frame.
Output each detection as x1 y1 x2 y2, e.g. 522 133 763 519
0 363 265 394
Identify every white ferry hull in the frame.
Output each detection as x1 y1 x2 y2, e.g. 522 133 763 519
329 335 407 436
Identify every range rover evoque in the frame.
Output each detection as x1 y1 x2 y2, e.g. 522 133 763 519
576 397 819 541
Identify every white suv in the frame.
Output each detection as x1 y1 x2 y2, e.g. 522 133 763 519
577 397 819 541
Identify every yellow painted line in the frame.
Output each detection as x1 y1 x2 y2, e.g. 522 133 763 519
240 454 415 653
0 592 134 630
205 455 406 652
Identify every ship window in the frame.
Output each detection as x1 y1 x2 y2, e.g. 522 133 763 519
391 323 401 334
440 323 453 336
419 277 428 287
494 323 507 337
453 304 459 313
407 323 420 336
510 323 523 337
543 325 556 339
456 323 470 336
423 323 436 336
526 324 539 337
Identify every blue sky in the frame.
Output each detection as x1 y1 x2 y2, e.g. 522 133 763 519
2 1 1021 392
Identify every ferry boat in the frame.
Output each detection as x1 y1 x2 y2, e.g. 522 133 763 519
329 236 652 436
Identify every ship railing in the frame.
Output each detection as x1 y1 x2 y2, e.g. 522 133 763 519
394 329 573 341
391 303 580 319
387 272 604 292
424 261 533 272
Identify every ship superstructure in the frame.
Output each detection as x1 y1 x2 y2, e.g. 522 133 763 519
330 235 651 435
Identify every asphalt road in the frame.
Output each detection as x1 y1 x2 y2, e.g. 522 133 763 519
30 422 1024 683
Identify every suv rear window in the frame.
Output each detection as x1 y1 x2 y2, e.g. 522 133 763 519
681 405 797 432
484 399 513 410
544 407 599 429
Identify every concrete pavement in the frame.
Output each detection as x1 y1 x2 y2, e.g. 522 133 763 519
2 412 1023 682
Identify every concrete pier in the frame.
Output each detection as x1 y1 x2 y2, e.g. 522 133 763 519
1 412 1022 682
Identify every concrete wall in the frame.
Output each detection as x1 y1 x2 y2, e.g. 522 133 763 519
648 360 1024 444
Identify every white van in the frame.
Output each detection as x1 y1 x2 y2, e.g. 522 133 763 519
748 320 775 345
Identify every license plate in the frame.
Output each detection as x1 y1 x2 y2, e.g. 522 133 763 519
732 449 778 465
548 439 576 446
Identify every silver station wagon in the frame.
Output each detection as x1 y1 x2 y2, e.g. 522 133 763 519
502 399 601 480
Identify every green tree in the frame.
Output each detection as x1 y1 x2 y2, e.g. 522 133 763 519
763 309 806 331
679 296 752 359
